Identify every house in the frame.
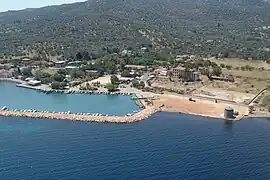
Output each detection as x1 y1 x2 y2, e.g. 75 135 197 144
54 61 67 67
211 75 234 82
21 57 33 66
65 66 78 72
125 65 146 70
121 50 133 57
68 61 82 66
175 55 190 61
119 77 133 84
85 70 99 76
28 80 41 86
0 69 14 78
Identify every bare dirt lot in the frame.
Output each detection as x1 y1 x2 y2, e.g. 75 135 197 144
153 94 249 119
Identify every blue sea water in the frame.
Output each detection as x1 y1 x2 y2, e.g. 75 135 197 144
0 82 140 115
0 113 269 180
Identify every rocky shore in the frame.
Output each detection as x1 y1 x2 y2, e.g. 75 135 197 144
0 107 159 123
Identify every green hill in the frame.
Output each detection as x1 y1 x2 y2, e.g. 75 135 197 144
0 0 269 59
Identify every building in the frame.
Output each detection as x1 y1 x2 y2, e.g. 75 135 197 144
21 57 33 66
68 61 82 66
0 69 14 78
211 75 234 82
175 55 190 61
65 66 78 72
125 65 146 70
28 80 41 86
170 66 200 82
85 70 99 76
119 77 133 84
54 61 67 67
154 68 168 77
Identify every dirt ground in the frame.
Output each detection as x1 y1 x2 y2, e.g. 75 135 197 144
153 94 249 119
90 75 111 85
193 87 255 103
151 77 257 103
209 57 270 70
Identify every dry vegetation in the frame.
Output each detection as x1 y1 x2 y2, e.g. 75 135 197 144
210 58 270 70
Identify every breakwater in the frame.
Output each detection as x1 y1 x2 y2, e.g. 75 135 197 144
0 106 159 123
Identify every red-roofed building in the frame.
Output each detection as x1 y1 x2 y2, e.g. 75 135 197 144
0 69 15 78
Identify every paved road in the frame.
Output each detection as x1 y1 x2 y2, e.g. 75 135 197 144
140 73 152 87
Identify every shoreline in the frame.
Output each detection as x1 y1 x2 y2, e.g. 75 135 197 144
1 78 269 123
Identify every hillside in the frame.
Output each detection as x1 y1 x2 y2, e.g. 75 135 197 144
0 0 269 60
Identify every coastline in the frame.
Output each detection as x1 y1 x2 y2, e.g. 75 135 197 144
1 78 269 123
0 78 24 84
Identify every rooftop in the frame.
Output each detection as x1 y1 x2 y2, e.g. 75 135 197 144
154 68 167 73
173 66 186 71
125 65 146 69
55 61 66 64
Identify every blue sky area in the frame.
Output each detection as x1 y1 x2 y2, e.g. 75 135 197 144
0 0 86 12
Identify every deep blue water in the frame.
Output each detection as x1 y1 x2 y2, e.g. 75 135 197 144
0 113 269 180
0 82 140 115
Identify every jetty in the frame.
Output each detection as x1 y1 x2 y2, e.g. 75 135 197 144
0 106 159 124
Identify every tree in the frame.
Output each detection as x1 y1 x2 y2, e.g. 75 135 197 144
121 70 131 77
139 81 145 89
53 73 65 82
57 69 68 75
211 66 222 76
51 82 67 89
132 79 140 88
105 83 118 92
110 75 119 85
81 51 91 60
21 67 32 77
223 51 229 58
225 65 232 70
76 52 83 60
70 69 85 79
220 63 225 68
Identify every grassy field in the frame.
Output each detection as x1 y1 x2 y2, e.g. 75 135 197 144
209 58 270 94
223 69 270 80
209 58 270 70
41 68 59 75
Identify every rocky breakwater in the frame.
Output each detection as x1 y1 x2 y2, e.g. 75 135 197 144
0 107 159 124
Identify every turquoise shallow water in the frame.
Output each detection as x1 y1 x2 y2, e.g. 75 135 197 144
0 82 140 115
0 113 269 180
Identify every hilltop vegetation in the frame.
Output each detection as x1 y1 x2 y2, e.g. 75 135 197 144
0 0 270 60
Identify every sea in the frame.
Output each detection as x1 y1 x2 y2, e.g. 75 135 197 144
0 81 270 179
0 113 269 180
0 82 140 115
